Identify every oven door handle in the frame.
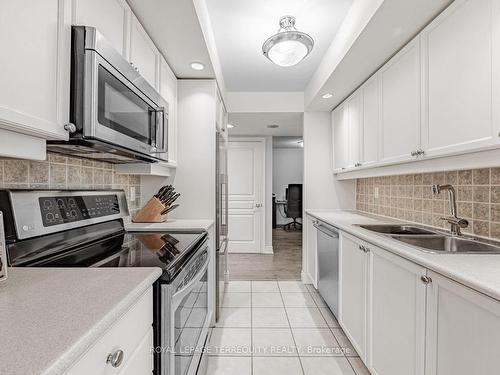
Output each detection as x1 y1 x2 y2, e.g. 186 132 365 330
172 248 210 308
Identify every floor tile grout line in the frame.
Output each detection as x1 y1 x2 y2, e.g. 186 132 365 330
278 282 307 375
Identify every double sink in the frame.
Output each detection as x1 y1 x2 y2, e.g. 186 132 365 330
356 224 500 254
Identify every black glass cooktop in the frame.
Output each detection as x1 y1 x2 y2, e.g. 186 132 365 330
7 220 207 282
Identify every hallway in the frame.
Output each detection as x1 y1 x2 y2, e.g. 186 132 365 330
228 229 302 280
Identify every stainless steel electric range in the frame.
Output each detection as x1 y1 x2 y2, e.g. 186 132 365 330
0 189 211 375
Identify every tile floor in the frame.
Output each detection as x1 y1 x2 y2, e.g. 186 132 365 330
207 280 371 375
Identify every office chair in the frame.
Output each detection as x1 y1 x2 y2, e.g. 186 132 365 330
283 184 302 231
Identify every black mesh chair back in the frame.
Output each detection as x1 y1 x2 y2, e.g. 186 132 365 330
284 184 302 230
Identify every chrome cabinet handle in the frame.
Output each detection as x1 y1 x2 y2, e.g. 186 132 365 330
106 349 124 368
358 244 370 253
417 149 425 156
420 275 432 285
354 162 362 167
411 150 417 157
64 123 76 133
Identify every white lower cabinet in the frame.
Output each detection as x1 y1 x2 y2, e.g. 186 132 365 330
339 233 368 360
67 288 153 375
368 246 426 375
339 230 500 375
425 271 500 375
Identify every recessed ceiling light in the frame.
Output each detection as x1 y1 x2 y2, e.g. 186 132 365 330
190 62 205 71
322 93 333 99
267 124 279 129
227 123 235 129
262 16 314 67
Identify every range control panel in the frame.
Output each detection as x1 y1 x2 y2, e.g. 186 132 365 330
39 194 120 227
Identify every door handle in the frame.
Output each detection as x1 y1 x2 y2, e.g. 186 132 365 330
255 203 262 208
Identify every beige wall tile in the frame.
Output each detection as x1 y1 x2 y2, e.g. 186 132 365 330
473 169 490 185
29 161 49 184
5 160 29 183
458 170 473 185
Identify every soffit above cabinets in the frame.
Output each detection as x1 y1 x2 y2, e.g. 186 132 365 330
228 112 303 136
306 0 453 111
126 0 215 79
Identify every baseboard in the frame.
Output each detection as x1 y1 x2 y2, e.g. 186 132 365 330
263 245 274 254
301 270 314 285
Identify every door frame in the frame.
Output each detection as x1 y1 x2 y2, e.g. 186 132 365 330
227 136 267 253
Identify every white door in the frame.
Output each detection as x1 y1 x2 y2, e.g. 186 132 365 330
227 139 265 253
339 233 368 360
368 246 426 375
380 36 421 164
425 271 500 375
361 74 380 167
346 91 362 169
72 0 131 57
332 104 348 172
129 15 159 89
421 0 499 157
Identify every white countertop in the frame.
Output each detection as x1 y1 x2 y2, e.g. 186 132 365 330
306 209 500 302
0 267 162 375
126 218 214 232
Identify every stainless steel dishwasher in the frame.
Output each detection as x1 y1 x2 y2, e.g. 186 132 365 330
314 219 339 317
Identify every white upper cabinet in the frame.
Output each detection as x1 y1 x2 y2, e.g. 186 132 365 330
129 16 159 90
380 36 422 164
339 233 368 360
332 104 349 172
425 271 500 375
346 91 362 168
421 0 500 157
361 74 380 167
159 57 178 166
368 246 426 375
0 0 71 142
72 0 131 57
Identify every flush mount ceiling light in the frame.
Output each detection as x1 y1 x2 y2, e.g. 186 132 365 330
227 123 235 129
262 15 314 67
267 124 279 129
190 62 205 71
322 93 333 99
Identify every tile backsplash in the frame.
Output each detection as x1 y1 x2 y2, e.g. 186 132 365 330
0 153 142 214
356 168 500 240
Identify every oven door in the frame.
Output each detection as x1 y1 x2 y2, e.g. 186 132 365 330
163 246 211 375
84 49 167 158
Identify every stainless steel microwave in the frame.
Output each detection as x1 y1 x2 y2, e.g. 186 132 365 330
48 26 168 163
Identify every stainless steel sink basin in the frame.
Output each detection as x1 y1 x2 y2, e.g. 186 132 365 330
357 224 438 236
390 235 500 254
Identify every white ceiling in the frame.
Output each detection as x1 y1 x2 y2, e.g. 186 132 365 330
126 0 215 78
205 0 353 92
228 113 303 136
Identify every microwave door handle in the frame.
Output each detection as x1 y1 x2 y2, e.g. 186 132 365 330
155 107 165 150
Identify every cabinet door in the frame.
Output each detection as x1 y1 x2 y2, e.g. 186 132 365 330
339 233 368 359
421 0 500 157
0 0 70 141
332 104 349 172
160 57 178 166
72 0 131 57
368 246 426 375
425 271 500 375
380 36 421 164
346 91 362 168
119 329 154 375
361 74 379 166
129 16 159 90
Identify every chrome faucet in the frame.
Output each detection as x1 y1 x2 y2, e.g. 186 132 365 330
431 184 469 236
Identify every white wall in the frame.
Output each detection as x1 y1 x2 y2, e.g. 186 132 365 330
273 148 304 226
303 112 356 210
170 80 216 220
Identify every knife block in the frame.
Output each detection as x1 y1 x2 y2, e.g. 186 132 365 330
132 197 167 223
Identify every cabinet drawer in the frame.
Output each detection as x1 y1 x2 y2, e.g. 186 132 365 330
67 288 153 374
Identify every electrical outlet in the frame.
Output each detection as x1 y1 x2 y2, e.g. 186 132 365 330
130 187 136 202
374 187 379 199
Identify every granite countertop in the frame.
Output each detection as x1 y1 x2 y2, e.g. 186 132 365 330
306 209 500 302
126 218 215 232
0 267 162 375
